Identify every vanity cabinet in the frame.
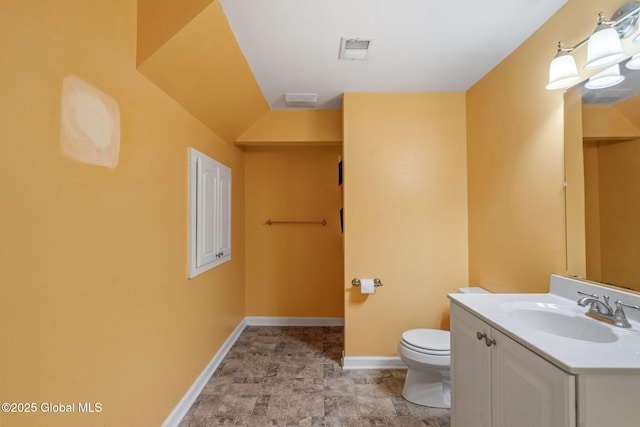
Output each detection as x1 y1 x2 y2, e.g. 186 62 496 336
450 303 576 427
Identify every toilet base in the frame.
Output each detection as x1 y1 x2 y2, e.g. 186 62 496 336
401 368 451 408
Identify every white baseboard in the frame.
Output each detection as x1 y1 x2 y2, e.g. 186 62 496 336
342 356 407 370
161 318 247 427
161 316 345 426
245 316 344 326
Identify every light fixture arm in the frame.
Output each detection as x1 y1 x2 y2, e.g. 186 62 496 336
554 39 587 55
599 2 640 37
555 2 640 54
556 41 574 53
546 2 640 90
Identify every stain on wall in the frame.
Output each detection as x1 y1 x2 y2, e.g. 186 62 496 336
60 75 120 168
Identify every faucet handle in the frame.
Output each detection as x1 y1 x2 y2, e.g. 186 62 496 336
600 295 615 313
615 300 640 311
578 290 598 299
612 301 640 328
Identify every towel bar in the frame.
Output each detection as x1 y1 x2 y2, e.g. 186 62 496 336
266 219 327 226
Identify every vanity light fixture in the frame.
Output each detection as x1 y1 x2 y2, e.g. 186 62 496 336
625 52 640 68
584 13 627 70
546 2 640 90
546 43 581 90
584 63 626 89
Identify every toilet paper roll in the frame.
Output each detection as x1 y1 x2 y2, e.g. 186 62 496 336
360 278 375 294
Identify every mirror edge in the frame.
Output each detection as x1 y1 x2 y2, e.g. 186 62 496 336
564 87 587 280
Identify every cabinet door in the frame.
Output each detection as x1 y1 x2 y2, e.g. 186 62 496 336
189 148 232 278
492 329 575 427
216 163 231 261
451 304 493 427
195 156 219 269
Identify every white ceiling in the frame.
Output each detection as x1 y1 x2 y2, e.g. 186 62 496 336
219 0 567 110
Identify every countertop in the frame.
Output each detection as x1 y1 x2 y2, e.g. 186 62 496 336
448 275 640 374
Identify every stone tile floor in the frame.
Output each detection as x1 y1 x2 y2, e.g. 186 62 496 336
178 325 450 427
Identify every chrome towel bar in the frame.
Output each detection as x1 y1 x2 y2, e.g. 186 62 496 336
266 219 327 226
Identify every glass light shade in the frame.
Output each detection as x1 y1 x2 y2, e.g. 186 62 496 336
546 52 581 90
584 64 625 89
584 26 627 70
625 53 640 69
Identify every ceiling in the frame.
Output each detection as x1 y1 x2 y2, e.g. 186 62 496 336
219 0 567 110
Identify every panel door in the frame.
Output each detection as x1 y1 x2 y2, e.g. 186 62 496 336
492 329 575 427
450 303 493 427
195 156 219 268
217 163 231 261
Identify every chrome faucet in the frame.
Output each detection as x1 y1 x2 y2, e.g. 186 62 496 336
577 291 613 315
577 291 640 328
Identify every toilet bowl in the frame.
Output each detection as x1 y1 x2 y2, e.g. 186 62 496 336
397 328 451 407
397 286 489 408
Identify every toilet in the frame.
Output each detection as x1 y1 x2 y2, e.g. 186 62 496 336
397 287 489 408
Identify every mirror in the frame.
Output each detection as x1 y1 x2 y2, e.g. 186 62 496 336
565 56 640 292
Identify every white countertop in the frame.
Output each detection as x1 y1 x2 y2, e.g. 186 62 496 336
448 275 640 374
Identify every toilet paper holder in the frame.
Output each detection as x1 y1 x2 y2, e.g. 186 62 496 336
351 278 383 287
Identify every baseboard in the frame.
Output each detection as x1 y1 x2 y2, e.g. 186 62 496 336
342 356 407 370
161 316 345 426
161 318 247 427
245 316 345 326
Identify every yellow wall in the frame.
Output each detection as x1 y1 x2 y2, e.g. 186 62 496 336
585 139 640 289
564 88 587 279
465 0 626 293
244 146 344 317
342 93 468 356
584 141 603 281
238 109 344 317
137 1 269 142
8 0 640 423
136 0 213 65
580 92 640 288
0 1 247 426
583 105 640 140
236 110 343 146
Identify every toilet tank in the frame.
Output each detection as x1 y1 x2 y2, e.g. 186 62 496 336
458 287 490 294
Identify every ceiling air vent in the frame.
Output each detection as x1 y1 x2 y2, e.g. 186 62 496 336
339 37 373 60
284 92 318 107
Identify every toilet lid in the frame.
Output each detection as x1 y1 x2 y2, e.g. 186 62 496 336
401 329 450 352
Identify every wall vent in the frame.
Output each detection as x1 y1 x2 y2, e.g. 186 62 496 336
284 92 318 107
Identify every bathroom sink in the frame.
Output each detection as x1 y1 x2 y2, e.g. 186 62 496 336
450 276 640 372
505 305 618 343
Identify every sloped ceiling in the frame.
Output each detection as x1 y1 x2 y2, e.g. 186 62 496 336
583 102 640 140
137 1 269 142
137 0 213 65
136 0 568 141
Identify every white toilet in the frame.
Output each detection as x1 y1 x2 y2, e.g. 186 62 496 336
397 287 489 408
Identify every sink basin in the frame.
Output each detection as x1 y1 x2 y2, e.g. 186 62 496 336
449 280 640 372
506 307 618 343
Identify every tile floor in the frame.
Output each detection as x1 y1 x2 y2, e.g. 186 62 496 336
178 325 450 427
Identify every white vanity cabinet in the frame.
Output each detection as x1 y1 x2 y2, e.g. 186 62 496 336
450 303 576 427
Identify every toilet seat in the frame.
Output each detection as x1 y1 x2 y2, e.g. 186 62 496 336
401 329 450 356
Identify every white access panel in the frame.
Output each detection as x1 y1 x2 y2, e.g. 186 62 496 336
189 148 232 278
